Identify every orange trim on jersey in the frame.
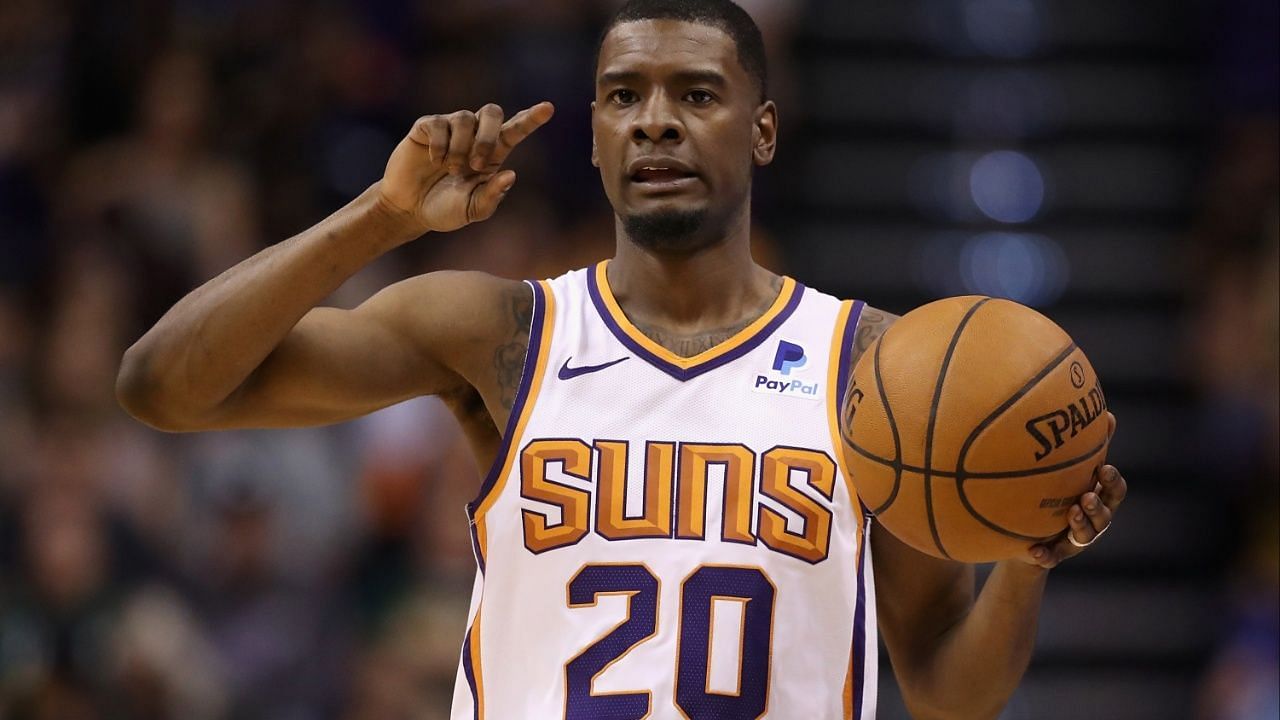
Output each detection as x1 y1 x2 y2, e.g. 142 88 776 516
829 299 867 720
473 279 557 558
843 660 854 720
593 261 799 370
470 609 486 717
843 533 872 720
466 280 556 718
827 300 866 538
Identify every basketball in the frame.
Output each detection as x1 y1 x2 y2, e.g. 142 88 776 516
843 296 1110 563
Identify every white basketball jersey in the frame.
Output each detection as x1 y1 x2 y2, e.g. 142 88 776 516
452 262 878 720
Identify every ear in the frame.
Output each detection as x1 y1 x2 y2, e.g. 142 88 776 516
590 100 600 167
752 100 778 167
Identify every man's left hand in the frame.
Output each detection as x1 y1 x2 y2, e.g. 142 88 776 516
1023 412 1127 569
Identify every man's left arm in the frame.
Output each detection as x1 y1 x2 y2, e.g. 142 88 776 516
870 459 1126 719
845 305 1128 719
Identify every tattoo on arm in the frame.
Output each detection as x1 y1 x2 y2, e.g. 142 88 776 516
493 284 534 410
848 308 898 372
841 306 899 445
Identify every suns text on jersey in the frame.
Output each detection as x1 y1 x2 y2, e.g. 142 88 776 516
516 438 838 564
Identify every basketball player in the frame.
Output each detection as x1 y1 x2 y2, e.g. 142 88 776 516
117 1 1128 717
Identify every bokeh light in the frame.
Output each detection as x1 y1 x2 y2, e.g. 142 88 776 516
969 149 1045 223
909 149 1047 222
915 231 1069 306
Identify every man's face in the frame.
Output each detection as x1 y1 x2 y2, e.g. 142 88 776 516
592 19 776 253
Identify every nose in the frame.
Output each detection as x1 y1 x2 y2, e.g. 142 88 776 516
630 93 683 144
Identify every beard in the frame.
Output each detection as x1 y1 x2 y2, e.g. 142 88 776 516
622 208 719 255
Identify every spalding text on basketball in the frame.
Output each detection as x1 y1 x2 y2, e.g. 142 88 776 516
1024 381 1107 461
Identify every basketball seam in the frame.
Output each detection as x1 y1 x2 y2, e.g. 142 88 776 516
955 341 1078 476
923 297 992 560
868 334 903 516
846 437 1107 480
954 341 1106 542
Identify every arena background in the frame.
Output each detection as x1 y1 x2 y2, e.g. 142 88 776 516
0 1 1276 718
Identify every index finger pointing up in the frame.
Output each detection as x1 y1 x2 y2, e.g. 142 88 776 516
491 101 555 166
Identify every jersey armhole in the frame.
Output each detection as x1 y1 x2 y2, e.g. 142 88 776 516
828 299 870 518
465 279 557 571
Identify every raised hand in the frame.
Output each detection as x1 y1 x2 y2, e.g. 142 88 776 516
378 101 555 234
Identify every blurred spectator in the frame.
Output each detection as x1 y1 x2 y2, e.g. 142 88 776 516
1189 1 1279 717
60 49 258 289
1 485 117 708
112 586 228 720
1192 204 1280 720
185 476 349 719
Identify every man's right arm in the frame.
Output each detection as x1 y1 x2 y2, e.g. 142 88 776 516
117 102 554 431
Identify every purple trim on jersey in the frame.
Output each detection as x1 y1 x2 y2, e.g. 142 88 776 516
836 292 869 703
851 515 872 720
465 279 547 573
836 300 866 411
587 266 807 382
461 628 480 719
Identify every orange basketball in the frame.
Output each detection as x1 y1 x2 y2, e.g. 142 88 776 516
842 296 1110 563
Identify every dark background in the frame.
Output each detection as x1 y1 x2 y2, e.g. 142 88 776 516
0 1 1276 718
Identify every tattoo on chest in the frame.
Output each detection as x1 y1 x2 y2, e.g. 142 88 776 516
632 319 755 357
631 277 784 359
493 285 533 410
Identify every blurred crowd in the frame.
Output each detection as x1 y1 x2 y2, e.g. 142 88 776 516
1190 2 1279 717
0 0 1275 719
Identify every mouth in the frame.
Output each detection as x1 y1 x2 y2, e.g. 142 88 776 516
627 157 701 188
628 160 700 192
631 166 697 182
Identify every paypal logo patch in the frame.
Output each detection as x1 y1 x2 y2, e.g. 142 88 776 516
772 340 807 375
754 340 821 401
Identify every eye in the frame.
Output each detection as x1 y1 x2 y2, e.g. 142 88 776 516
608 89 638 105
685 89 715 105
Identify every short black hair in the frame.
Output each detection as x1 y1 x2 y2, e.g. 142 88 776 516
596 0 769 102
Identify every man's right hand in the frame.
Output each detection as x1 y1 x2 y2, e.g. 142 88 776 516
378 102 555 234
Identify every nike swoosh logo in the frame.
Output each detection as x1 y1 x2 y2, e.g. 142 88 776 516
557 356 630 380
